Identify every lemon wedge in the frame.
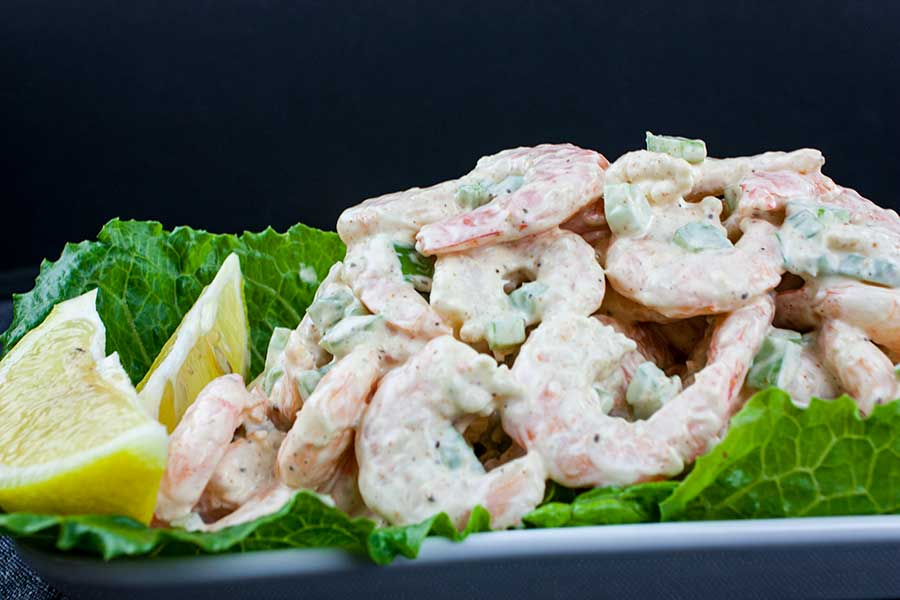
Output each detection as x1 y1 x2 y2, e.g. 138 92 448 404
0 289 168 523
138 253 250 432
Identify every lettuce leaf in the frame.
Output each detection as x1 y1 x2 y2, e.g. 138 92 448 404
523 482 678 528
0 219 345 380
660 390 900 520
0 491 490 565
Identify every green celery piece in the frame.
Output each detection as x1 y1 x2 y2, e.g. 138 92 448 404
486 316 526 350
307 288 364 333
0 219 346 380
746 332 802 390
660 390 900 521
784 209 824 239
319 314 385 356
264 327 292 372
672 222 732 252
604 183 652 237
645 131 707 164
455 182 493 209
626 361 681 419
508 281 549 320
0 490 491 565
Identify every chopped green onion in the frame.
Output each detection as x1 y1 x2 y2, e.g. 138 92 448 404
604 183 652 237
486 316 526 351
394 242 436 292
625 362 682 419
672 222 732 252
645 131 707 164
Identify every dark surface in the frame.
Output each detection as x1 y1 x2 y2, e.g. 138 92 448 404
17 516 900 600
2 0 899 272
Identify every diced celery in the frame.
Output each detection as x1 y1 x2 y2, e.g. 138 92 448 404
262 366 285 395
307 288 365 332
723 184 741 215
320 315 386 356
456 181 493 209
815 253 900 288
746 334 802 390
508 281 549 320
592 384 615 414
604 183 653 237
815 205 851 226
784 209 824 239
264 327 292 372
672 222 732 252
625 362 682 420
645 131 707 164
296 369 324 401
489 175 525 196
486 316 526 351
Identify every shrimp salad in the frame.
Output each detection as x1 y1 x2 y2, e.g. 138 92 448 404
155 134 900 533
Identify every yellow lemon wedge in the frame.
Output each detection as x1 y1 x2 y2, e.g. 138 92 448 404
138 253 250 432
0 289 168 523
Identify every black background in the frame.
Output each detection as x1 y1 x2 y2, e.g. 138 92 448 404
2 0 899 292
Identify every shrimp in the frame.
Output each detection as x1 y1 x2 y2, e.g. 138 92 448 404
814 278 900 355
817 319 899 415
199 426 286 519
603 151 783 318
415 144 609 255
606 218 783 318
503 296 773 488
724 169 900 235
154 374 266 525
200 483 295 533
597 285 679 324
343 234 451 339
689 148 825 200
782 335 841 407
320 452 373 518
430 228 604 353
356 336 546 529
277 347 382 489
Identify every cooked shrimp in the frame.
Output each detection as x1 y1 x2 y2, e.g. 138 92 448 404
724 169 900 235
416 144 608 255
343 234 450 339
603 151 783 318
817 319 899 415
356 336 545 529
199 426 285 519
814 278 900 355
783 335 841 407
277 347 382 489
503 296 773 488
200 483 295 533
430 228 604 354
606 218 783 318
689 148 824 200
154 374 266 525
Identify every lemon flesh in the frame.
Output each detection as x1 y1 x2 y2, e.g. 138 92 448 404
0 290 168 523
138 253 250 432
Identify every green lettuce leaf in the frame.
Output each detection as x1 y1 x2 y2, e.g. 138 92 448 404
0 491 490 565
0 219 345 380
523 482 677 528
661 390 900 520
